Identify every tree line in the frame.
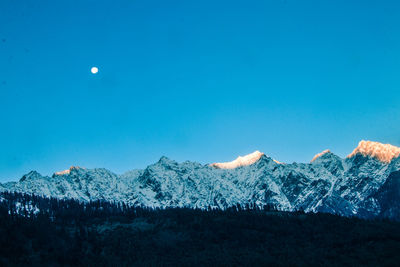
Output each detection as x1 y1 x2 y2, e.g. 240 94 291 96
0 191 399 266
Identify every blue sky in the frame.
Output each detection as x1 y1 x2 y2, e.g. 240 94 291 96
1 0 400 181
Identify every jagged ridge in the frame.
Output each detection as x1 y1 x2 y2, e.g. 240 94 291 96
347 140 400 163
1 140 400 220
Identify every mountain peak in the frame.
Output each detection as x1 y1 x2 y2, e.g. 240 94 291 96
311 149 331 162
210 150 265 169
19 170 42 182
54 166 83 176
347 140 400 163
156 156 178 167
158 156 173 163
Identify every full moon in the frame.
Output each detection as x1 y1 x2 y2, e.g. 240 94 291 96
91 67 99 74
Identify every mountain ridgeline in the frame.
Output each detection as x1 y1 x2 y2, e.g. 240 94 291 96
2 140 400 220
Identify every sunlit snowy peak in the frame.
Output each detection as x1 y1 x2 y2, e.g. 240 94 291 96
210 150 264 169
311 149 331 162
347 140 400 163
54 166 83 176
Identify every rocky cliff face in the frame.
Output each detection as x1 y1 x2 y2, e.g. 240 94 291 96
2 141 400 220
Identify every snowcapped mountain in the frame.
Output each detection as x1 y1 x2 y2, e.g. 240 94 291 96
2 140 400 220
210 150 265 169
347 140 400 163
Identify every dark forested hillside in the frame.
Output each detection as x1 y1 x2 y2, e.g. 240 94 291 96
0 192 399 266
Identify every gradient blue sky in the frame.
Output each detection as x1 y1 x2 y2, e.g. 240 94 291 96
1 0 400 181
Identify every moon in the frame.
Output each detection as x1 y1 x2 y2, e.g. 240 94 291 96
91 67 99 74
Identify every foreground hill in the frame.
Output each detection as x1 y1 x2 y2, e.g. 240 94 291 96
0 192 399 266
2 140 400 220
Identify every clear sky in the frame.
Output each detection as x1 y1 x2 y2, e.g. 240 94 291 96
1 0 400 181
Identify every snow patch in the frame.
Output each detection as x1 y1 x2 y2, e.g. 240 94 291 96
55 166 83 176
210 151 264 169
311 149 331 162
347 140 400 163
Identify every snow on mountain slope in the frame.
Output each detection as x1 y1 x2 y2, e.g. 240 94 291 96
210 151 264 169
54 166 84 176
1 140 400 220
347 140 400 163
311 149 331 162
3 167 133 203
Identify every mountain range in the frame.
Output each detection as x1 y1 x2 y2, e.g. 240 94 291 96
2 140 400 220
